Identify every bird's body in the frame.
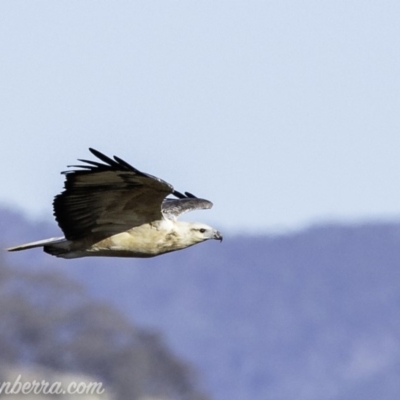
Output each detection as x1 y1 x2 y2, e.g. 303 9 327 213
42 220 215 259
7 149 222 259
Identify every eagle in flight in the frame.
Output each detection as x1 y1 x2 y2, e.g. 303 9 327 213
7 148 222 259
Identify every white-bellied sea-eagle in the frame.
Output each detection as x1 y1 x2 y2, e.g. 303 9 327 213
7 148 222 258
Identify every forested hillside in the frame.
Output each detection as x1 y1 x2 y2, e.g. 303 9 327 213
3 206 400 400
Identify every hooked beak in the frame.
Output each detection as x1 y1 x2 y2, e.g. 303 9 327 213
214 230 223 242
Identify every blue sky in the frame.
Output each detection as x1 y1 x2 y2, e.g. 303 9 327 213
1 1 400 233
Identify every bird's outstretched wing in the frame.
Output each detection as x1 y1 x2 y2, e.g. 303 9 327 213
54 148 174 240
162 191 213 219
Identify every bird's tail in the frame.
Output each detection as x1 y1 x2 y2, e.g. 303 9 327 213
6 237 66 252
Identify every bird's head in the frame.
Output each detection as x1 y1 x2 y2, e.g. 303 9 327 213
187 222 223 244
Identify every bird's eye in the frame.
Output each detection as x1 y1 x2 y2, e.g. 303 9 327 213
199 228 206 233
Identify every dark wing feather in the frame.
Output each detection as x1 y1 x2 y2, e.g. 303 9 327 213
54 148 174 240
162 196 213 219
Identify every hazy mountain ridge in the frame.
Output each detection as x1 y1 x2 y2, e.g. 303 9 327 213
2 207 400 400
